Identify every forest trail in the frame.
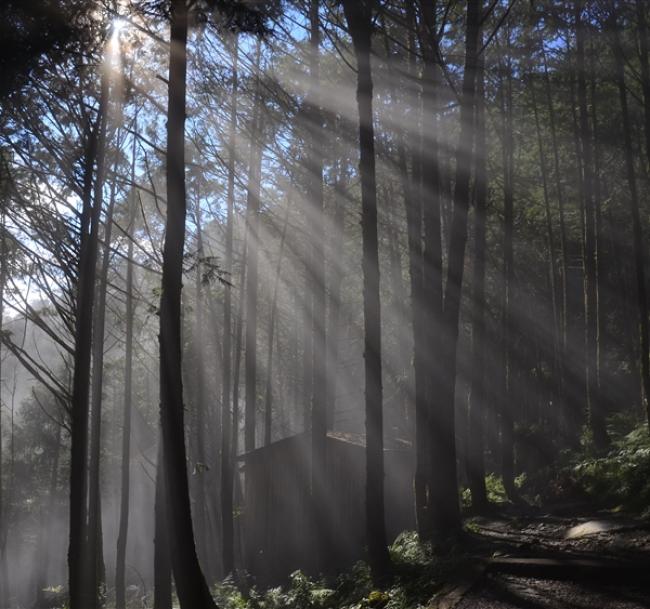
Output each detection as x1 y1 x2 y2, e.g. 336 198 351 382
437 511 650 609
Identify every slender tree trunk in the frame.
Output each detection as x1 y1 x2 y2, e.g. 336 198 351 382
326 161 346 430
69 58 109 609
306 0 328 573
531 78 562 441
192 203 209 575
220 34 238 578
417 0 452 539
264 198 291 445
115 141 138 609
307 0 327 556
159 2 217 606
468 42 488 512
231 235 247 570
341 0 392 584
88 141 121 609
611 9 650 433
395 0 431 540
245 41 263 454
433 0 481 535
498 35 517 500
541 47 571 445
575 0 607 452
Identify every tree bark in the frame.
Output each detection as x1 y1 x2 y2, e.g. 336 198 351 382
498 31 517 501
341 0 391 584
220 33 238 578
467 41 488 512
244 40 263 454
116 139 138 609
159 1 217 606
433 0 481 536
574 0 607 452
153 440 172 609
69 57 108 609
87 136 121 609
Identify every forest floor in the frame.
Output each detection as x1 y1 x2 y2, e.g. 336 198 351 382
441 507 650 609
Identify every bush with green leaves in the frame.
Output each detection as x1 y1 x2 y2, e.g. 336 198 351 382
572 424 650 514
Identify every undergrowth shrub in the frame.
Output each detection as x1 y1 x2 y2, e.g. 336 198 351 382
213 531 464 609
572 424 650 514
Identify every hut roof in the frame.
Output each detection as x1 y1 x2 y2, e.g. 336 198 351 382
237 430 411 462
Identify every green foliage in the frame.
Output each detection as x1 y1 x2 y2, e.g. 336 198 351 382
460 473 528 508
572 424 650 514
213 531 465 609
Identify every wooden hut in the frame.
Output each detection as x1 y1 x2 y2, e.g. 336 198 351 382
239 431 414 583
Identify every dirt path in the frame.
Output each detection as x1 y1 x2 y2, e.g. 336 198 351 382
456 574 650 609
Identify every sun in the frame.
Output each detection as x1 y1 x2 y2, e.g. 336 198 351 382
111 17 127 39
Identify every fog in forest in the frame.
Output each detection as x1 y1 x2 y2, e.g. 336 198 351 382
2 1 650 608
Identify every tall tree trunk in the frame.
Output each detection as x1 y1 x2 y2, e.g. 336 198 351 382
467 41 488 512
220 34 238 578
192 202 209 575
611 8 650 433
541 47 571 445
433 0 481 536
88 140 121 609
69 57 109 609
341 0 392 584
396 0 430 540
326 160 347 429
574 0 607 452
531 78 562 442
499 34 517 501
115 140 138 609
244 41 263 454
159 2 217 606
306 0 328 573
416 0 449 540
264 199 291 445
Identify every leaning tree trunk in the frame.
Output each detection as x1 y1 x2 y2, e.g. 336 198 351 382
159 1 217 606
341 0 391 584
